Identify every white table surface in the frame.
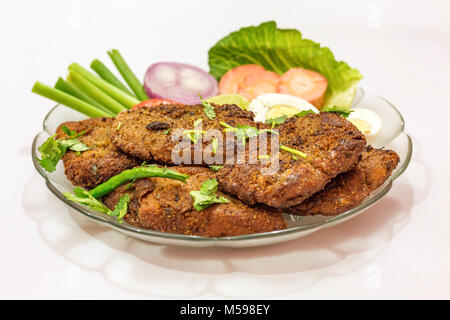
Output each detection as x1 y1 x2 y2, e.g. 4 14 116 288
1 0 449 299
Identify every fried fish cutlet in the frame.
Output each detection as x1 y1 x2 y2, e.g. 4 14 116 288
112 105 366 209
216 112 367 208
102 166 287 237
112 104 256 164
56 117 139 189
286 146 400 216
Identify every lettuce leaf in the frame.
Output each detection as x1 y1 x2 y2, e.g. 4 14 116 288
208 21 363 108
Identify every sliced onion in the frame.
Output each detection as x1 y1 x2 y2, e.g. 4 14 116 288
144 62 218 105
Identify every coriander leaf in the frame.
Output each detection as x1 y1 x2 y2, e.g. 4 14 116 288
61 126 86 138
37 135 67 172
190 191 229 211
200 179 219 194
190 179 230 211
209 165 223 172
321 106 353 118
110 194 130 220
199 94 216 120
235 124 259 145
61 126 76 136
265 115 287 128
64 187 111 214
295 109 316 117
183 130 205 144
258 128 279 135
59 138 89 152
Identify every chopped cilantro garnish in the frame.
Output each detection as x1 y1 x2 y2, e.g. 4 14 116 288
183 118 205 143
63 187 111 214
280 144 307 158
199 94 216 120
109 194 131 221
321 106 353 118
209 165 223 172
37 130 88 172
219 122 278 145
190 179 229 211
295 109 316 117
265 115 287 128
64 187 130 222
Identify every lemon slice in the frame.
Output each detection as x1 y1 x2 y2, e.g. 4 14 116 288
207 94 250 110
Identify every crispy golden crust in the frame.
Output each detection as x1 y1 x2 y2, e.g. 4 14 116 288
56 117 139 189
112 104 256 164
102 167 287 237
287 146 400 216
216 113 367 208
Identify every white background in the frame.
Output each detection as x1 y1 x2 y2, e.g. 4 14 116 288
1 0 449 299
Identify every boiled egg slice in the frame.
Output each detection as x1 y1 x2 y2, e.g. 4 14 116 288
347 108 382 141
249 93 319 122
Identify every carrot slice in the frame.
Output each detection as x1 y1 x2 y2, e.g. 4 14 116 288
276 68 328 108
219 64 280 101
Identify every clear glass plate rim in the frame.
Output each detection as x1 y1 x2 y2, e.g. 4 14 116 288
31 92 413 243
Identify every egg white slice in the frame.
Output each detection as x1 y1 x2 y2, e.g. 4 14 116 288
249 93 319 122
347 108 382 137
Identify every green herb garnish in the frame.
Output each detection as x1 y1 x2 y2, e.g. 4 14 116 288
163 128 170 135
321 106 353 118
265 115 287 128
209 165 223 172
199 94 216 120
280 144 307 158
64 187 130 222
109 194 131 221
212 138 218 154
184 118 205 144
190 179 229 211
63 187 111 214
258 155 271 160
37 129 88 172
295 109 316 117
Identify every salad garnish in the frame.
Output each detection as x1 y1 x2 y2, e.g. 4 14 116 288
265 115 287 128
208 21 363 108
37 128 88 173
321 106 354 118
190 179 229 211
199 94 216 120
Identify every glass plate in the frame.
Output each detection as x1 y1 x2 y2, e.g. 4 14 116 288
31 88 412 247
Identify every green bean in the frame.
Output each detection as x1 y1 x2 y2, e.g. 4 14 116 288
89 166 189 199
90 59 135 97
108 49 149 101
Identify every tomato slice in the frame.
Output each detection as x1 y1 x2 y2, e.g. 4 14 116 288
132 98 180 109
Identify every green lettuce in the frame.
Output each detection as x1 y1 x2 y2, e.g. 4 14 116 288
208 21 363 108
